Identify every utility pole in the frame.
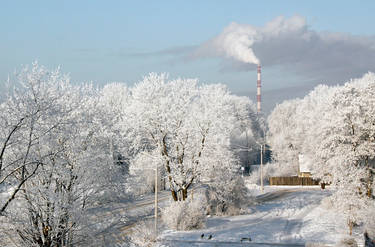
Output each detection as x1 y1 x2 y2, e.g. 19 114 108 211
154 164 158 235
256 63 264 192
260 144 264 192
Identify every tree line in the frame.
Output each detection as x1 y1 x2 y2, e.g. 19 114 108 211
268 72 375 235
0 63 263 246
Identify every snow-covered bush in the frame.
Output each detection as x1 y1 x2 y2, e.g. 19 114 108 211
247 166 263 185
130 220 157 247
330 167 371 235
161 197 207 231
206 167 250 216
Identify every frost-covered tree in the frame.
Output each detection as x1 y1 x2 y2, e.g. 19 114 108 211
0 63 73 214
267 98 302 175
0 63 125 246
316 74 375 192
268 72 375 235
295 84 339 182
204 148 249 215
127 150 165 195
312 74 375 234
229 96 264 169
124 73 251 201
98 82 132 174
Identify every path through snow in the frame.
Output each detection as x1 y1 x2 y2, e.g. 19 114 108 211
159 186 364 246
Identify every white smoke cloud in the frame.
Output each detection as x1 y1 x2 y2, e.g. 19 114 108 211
191 15 375 83
207 22 259 64
261 15 306 37
192 15 308 65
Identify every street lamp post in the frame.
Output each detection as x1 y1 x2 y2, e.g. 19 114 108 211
260 144 264 192
154 164 158 235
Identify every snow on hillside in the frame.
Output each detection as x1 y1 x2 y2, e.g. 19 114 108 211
158 186 365 246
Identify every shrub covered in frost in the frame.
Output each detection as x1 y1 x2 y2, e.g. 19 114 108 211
161 197 207 231
206 168 251 216
130 220 157 247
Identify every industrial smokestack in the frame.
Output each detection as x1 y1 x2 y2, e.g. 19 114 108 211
257 64 261 113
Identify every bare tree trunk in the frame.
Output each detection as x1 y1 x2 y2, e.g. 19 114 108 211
348 219 353 236
182 188 188 201
171 190 178 201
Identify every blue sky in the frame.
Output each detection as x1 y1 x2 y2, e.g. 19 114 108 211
1 1 375 113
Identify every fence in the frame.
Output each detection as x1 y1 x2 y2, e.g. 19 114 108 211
269 176 320 186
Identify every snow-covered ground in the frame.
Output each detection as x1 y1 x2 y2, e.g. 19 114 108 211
158 185 365 247
82 190 170 246
1 185 367 246
0 187 171 247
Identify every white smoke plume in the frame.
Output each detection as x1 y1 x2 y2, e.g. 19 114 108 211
192 16 307 65
204 22 259 64
191 15 375 83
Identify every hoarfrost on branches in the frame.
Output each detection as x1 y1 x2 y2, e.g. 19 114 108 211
0 63 127 246
267 72 375 234
123 73 258 201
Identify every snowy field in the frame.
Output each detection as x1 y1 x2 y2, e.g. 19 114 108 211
2 184 367 247
158 186 365 247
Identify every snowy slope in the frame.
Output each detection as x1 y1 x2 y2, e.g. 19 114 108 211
158 186 365 246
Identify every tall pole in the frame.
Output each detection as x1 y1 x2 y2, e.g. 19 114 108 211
154 165 158 235
257 64 264 192
260 144 264 192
